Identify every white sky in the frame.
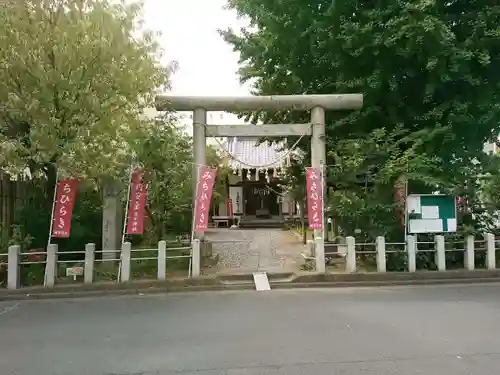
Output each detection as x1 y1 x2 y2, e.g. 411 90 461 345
143 0 251 96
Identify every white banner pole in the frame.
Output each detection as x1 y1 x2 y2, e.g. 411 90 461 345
45 169 59 286
118 158 135 284
189 164 202 278
191 164 202 242
121 159 135 246
47 170 59 247
404 177 409 252
321 163 326 239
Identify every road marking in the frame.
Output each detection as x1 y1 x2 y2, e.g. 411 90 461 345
0 302 20 316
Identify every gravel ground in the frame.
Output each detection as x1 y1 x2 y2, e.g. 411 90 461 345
204 228 305 274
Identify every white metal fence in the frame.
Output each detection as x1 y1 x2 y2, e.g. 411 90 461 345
307 234 498 273
2 239 200 290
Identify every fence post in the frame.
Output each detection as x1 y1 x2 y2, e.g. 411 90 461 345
192 239 201 277
157 240 167 280
45 244 58 288
315 237 325 273
407 235 417 272
307 239 315 257
120 242 132 282
435 235 446 271
84 243 95 284
484 233 496 270
7 245 20 290
345 236 356 273
376 236 386 272
465 235 475 271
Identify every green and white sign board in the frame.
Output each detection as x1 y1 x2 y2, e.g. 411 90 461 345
406 194 457 233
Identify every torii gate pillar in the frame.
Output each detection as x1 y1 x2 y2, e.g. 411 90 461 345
192 107 206 198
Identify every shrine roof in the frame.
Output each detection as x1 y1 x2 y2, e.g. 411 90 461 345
222 137 289 170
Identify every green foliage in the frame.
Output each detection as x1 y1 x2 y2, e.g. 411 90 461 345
129 116 193 241
0 0 170 179
9 180 101 251
222 0 500 238
0 0 208 265
327 128 442 239
129 115 224 243
223 0 500 158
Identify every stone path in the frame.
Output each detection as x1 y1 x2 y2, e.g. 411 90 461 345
203 228 305 275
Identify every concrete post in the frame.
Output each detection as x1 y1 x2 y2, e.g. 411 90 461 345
345 236 356 273
45 244 58 288
157 240 167 280
407 235 417 272
307 239 315 257
193 108 206 241
84 243 95 284
315 236 326 273
7 245 20 290
376 236 386 272
120 242 132 282
192 239 201 277
484 233 496 270
310 106 327 240
465 235 475 271
102 181 122 261
435 235 446 271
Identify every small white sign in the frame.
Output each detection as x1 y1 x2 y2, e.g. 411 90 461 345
66 266 84 277
407 195 421 214
253 272 271 291
409 219 443 233
421 205 440 219
447 218 457 232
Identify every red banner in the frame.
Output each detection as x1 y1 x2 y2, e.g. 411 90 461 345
306 167 324 230
227 199 233 218
126 170 148 235
194 167 217 231
51 179 79 238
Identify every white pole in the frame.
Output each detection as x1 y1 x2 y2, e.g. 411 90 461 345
189 164 201 277
321 163 326 240
121 161 135 246
45 170 59 287
47 170 59 247
191 164 201 243
118 158 135 284
404 178 408 252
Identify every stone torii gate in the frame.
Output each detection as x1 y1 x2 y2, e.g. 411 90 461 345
155 94 363 272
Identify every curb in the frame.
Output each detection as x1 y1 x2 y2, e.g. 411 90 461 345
1 274 500 301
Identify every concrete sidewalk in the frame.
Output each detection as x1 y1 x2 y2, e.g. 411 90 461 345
2 269 500 301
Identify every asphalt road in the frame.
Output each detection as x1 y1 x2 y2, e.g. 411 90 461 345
1 284 500 375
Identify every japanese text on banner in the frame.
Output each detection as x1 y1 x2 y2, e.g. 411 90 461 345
126 170 148 235
306 167 324 230
52 179 80 238
194 167 217 231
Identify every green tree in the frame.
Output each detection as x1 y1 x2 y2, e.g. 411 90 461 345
222 0 500 160
222 0 500 235
0 0 172 248
129 115 225 242
327 128 442 239
0 0 170 181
